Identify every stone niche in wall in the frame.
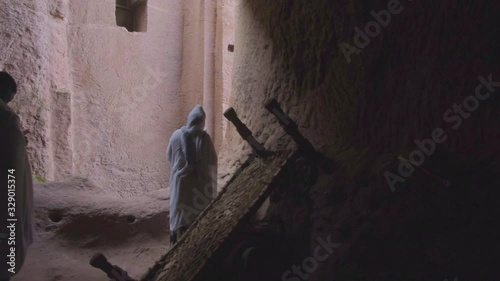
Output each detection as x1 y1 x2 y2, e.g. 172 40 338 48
115 0 148 32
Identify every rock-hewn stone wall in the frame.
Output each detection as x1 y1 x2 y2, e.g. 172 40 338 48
214 0 236 151
1 0 74 181
224 0 500 164
2 0 234 197
223 0 500 280
67 0 185 197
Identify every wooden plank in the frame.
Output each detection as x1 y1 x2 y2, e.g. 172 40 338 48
140 150 297 281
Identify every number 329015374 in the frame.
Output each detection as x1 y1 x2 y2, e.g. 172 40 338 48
7 169 16 212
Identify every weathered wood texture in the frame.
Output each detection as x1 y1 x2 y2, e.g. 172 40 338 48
141 150 296 281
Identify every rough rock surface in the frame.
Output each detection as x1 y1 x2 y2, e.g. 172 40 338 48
1 0 236 197
12 177 170 281
218 0 500 280
3 0 500 280
67 0 185 197
0 0 71 181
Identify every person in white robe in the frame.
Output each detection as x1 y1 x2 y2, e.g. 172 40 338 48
167 105 217 244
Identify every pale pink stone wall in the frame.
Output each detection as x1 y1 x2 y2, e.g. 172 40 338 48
1 0 234 197
180 0 218 141
214 0 236 151
0 0 73 181
180 0 206 122
68 0 184 197
221 0 236 142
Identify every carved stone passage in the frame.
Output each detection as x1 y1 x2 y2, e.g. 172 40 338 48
140 150 297 281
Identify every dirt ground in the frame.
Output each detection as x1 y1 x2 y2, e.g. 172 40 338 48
12 177 171 281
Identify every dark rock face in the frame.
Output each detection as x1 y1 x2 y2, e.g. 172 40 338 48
225 0 500 280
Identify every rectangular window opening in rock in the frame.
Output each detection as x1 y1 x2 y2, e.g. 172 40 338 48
115 0 148 32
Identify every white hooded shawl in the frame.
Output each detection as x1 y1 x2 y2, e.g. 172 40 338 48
0 100 33 279
167 105 217 232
